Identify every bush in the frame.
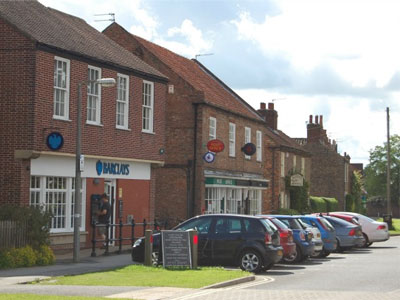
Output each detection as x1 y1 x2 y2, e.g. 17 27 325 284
35 245 55 266
0 245 54 269
0 204 52 248
345 194 355 211
323 197 339 212
278 208 300 215
310 196 327 212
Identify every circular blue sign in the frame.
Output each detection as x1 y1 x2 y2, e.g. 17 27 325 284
46 132 64 151
203 152 215 163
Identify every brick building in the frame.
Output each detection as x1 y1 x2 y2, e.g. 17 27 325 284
0 1 168 247
258 103 311 212
104 23 270 226
295 115 351 209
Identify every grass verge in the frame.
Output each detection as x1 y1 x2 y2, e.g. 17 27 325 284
377 218 400 235
0 295 128 300
39 265 250 288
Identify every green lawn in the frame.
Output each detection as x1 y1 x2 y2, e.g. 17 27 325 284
377 218 400 235
40 265 251 289
0 295 127 300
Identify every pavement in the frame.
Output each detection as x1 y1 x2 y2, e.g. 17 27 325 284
0 245 255 299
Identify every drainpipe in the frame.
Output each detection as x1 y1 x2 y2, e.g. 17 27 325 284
190 103 199 218
271 147 276 212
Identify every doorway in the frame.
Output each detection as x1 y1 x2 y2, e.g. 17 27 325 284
104 179 116 245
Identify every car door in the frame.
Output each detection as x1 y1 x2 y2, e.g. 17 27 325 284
175 216 214 262
210 216 244 264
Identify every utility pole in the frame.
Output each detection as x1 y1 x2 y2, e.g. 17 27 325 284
386 107 391 215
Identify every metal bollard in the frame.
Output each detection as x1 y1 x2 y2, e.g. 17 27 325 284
144 229 153 266
91 221 97 257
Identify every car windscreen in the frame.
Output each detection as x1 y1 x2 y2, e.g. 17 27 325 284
174 217 212 234
319 217 335 231
279 218 303 229
297 218 312 229
271 218 289 229
258 218 274 234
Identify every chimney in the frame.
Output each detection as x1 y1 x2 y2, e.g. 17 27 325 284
320 115 323 127
307 114 327 144
258 102 278 130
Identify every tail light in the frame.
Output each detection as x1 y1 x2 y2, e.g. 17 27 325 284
280 231 289 238
377 225 386 230
300 232 306 241
265 233 272 245
348 229 356 236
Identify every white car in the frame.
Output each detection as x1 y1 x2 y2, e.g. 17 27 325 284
334 212 390 247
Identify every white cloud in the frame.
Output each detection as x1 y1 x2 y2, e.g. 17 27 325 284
231 0 400 88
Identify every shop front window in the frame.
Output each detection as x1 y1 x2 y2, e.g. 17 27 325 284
29 176 85 232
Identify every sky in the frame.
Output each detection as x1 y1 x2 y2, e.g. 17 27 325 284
39 0 400 166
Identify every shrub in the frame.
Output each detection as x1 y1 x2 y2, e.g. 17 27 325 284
310 196 327 212
323 197 339 212
278 208 300 215
345 194 355 211
35 245 55 266
0 245 54 269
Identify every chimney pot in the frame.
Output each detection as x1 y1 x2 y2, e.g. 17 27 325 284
315 115 318 124
320 115 323 127
309 115 313 123
260 102 266 110
268 102 274 110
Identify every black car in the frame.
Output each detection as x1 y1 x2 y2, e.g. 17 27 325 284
132 214 283 273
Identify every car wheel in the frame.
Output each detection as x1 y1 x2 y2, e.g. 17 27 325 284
239 250 263 273
361 233 369 248
283 245 302 263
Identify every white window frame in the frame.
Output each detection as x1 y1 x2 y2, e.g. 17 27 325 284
281 152 285 177
87 66 102 125
229 122 236 157
256 130 262 162
245 127 251 160
116 73 129 129
29 176 86 233
209 117 217 140
53 56 70 120
142 80 154 133
293 155 297 170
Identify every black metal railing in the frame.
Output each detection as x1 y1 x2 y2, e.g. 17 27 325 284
90 218 166 257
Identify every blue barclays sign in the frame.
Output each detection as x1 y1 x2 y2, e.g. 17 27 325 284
96 160 130 176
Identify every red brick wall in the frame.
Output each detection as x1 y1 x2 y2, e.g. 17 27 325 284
0 19 36 205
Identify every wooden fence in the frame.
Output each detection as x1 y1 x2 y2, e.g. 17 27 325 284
0 220 29 249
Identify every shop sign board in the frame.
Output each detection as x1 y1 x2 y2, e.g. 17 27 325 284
290 174 304 187
162 230 192 268
207 139 225 153
205 178 236 185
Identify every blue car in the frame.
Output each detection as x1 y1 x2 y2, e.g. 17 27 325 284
300 215 337 257
323 216 364 251
268 215 314 263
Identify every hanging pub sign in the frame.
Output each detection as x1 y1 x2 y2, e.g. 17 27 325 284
290 174 304 187
241 142 256 156
207 139 225 153
203 152 215 163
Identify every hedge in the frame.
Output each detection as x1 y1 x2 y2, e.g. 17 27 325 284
310 196 327 212
322 197 339 212
0 245 55 269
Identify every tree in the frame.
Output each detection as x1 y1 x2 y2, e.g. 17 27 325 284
364 134 400 206
350 170 364 213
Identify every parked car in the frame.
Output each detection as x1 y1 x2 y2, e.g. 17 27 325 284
299 215 337 257
268 215 314 263
322 216 364 251
316 212 361 226
297 217 324 258
333 212 390 247
258 216 297 261
132 214 283 273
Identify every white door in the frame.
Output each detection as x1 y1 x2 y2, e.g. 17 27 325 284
104 179 116 245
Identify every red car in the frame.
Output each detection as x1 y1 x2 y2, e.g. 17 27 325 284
315 212 360 226
261 216 296 261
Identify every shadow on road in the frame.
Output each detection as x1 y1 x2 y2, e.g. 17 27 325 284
264 270 295 276
272 265 306 271
369 246 397 249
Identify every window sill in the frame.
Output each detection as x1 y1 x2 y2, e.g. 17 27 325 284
142 130 155 135
116 127 131 132
86 122 104 127
53 117 72 122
